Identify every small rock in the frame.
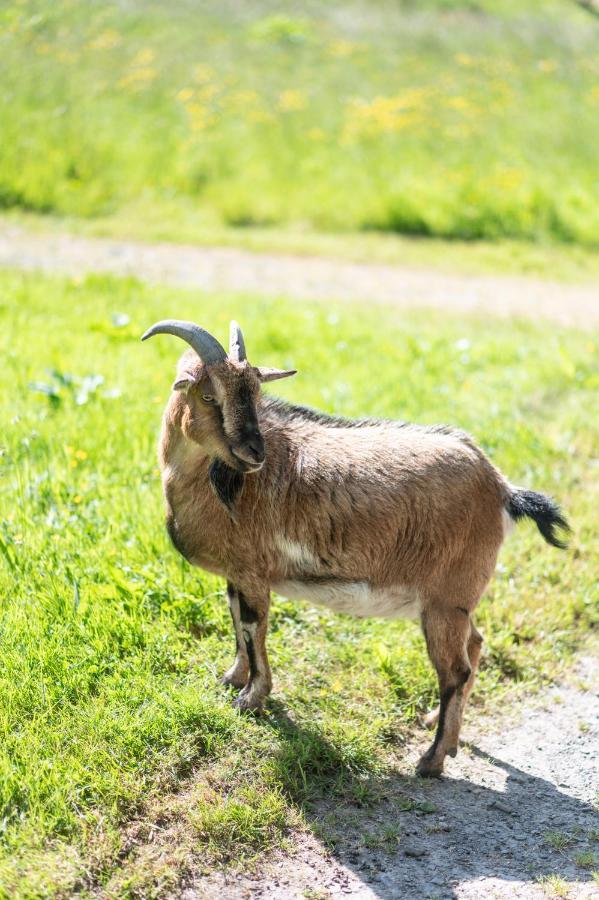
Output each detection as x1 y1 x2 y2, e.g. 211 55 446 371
404 845 427 858
488 800 513 814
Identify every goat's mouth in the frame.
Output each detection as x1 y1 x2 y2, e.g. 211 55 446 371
229 448 264 474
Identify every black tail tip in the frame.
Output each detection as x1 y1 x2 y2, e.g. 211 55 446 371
507 489 570 549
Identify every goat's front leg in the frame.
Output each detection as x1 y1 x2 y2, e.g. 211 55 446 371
222 582 250 689
228 585 272 713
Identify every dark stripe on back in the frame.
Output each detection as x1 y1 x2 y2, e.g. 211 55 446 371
261 396 462 438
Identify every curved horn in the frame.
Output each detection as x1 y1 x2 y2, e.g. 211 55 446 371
141 319 226 364
229 320 247 362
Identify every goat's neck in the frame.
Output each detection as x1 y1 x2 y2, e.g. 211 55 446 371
160 418 208 479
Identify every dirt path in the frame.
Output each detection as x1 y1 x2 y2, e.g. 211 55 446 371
1 223 598 327
182 657 598 900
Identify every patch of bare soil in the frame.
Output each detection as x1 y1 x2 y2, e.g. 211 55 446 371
1 224 598 327
180 657 598 900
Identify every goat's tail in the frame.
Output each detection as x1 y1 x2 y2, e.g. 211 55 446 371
506 487 570 549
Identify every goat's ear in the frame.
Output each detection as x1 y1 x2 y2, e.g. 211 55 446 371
172 373 197 393
255 366 297 383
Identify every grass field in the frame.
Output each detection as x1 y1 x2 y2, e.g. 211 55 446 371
1 0 598 246
0 269 597 895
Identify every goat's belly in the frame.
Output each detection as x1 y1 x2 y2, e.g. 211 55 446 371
272 579 421 620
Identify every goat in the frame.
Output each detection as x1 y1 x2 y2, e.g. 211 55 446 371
142 318 569 777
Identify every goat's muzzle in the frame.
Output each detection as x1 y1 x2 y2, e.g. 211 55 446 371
229 428 265 473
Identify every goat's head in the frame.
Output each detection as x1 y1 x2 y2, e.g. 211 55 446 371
142 319 296 473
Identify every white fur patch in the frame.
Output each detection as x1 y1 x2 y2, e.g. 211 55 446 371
274 536 320 572
502 508 515 538
273 579 421 620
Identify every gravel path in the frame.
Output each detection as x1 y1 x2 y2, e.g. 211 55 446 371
1 224 598 327
184 657 598 900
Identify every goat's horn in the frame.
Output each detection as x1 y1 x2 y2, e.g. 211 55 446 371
229 320 247 362
141 319 227 364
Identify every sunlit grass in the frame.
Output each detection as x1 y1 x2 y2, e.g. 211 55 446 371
0 268 597 894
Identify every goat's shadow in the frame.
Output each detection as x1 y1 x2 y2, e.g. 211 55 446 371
257 701 598 899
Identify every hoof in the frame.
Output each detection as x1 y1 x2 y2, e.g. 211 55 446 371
416 762 444 779
416 749 444 778
221 670 248 690
423 706 440 729
232 690 264 714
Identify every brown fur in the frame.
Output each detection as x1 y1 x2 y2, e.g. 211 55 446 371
152 348 561 777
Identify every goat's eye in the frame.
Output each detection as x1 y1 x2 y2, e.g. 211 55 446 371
202 394 216 404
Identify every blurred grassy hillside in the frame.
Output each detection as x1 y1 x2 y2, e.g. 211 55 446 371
1 0 598 245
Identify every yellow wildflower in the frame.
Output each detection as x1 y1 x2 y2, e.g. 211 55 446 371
74 450 87 460
447 96 469 111
185 103 212 131
455 52 473 66
193 64 214 84
118 68 157 90
197 83 218 102
132 48 155 66
56 50 77 64
538 59 557 74
88 29 121 51
177 88 194 102
343 90 427 139
494 168 524 191
278 89 307 112
73 495 82 504
327 40 357 58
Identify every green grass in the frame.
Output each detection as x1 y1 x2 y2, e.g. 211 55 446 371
0 268 597 894
545 832 577 852
1 1 598 246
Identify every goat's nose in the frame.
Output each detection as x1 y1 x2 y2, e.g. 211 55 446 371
246 430 265 462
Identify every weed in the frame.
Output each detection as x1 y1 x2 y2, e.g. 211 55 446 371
544 831 576 852
537 874 570 898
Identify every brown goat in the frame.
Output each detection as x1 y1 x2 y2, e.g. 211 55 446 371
142 319 569 777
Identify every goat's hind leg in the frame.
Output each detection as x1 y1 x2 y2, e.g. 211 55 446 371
422 619 483 730
417 605 473 778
